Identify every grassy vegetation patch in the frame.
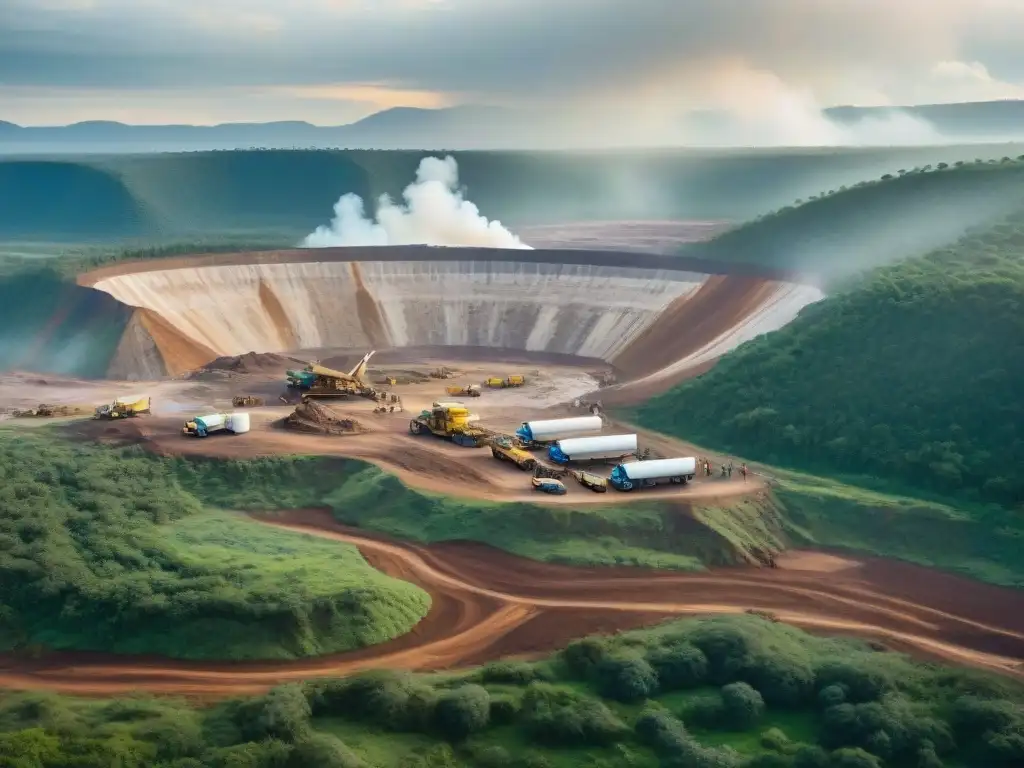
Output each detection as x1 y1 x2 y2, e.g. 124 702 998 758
2 615 1022 768
0 430 429 660
318 462 768 569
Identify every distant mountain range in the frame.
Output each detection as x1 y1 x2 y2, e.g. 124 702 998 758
2 100 1023 153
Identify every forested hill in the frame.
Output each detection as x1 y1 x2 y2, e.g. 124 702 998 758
638 211 1024 508
689 156 1024 283
1 146 1022 242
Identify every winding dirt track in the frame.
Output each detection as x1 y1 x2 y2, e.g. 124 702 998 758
1 510 1021 697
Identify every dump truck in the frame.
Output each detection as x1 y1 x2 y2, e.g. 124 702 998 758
95 396 151 420
232 395 264 407
490 435 538 471
446 384 481 397
409 403 493 447
609 457 696 491
548 434 637 464
516 416 603 447
182 412 251 438
485 375 526 388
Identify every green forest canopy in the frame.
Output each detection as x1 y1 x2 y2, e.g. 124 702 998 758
0 614 1021 768
688 156 1024 282
0 431 429 660
638 210 1024 509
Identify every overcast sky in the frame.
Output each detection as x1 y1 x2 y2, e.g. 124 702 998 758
3 0 1024 126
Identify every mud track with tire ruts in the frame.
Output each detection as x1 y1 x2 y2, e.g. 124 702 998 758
0 510 1020 697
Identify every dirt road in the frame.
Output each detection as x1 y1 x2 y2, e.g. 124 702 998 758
1 510 1020 697
73 400 764 506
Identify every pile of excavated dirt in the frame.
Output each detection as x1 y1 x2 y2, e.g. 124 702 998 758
284 399 363 436
201 351 304 375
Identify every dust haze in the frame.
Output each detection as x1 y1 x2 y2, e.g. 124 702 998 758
302 156 531 249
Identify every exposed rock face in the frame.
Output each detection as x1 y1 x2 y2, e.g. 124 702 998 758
78 246 823 386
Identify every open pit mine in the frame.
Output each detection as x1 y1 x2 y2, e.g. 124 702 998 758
76 246 823 393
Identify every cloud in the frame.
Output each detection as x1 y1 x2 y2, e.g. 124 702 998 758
2 0 1023 138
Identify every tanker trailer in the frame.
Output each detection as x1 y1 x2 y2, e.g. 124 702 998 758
182 412 251 438
547 434 638 465
609 457 696 491
515 416 602 446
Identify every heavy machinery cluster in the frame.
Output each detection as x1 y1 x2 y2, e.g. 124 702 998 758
409 405 696 494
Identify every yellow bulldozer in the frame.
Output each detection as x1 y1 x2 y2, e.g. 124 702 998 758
94 395 151 420
489 435 537 471
409 402 493 447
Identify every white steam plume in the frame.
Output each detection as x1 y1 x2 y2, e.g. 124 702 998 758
303 156 531 249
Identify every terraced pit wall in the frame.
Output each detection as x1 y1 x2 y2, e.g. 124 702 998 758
77 247 824 384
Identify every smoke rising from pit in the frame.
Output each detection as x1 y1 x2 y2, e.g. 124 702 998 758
302 156 531 249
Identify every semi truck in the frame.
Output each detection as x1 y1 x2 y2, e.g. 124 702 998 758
609 457 696 491
94 395 151 420
516 416 602 446
548 434 638 465
182 412 251 438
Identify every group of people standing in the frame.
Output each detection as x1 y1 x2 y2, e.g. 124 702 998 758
697 457 748 481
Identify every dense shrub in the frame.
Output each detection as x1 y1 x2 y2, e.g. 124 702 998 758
828 747 882 768
288 733 365 768
562 637 611 679
520 683 627 747
814 663 889 704
720 683 765 730
818 684 849 709
488 695 520 726
647 642 709 690
307 671 437 732
477 661 542 685
743 656 815 708
241 685 311 743
594 652 659 702
433 685 490 741
635 707 740 768
688 626 752 685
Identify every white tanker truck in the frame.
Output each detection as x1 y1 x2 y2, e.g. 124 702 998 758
547 434 638 465
182 412 251 438
609 457 696 491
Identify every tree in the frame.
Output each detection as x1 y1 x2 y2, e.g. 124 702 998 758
433 685 490 741
288 733 365 768
595 653 659 702
648 642 708 690
829 748 881 768
720 683 765 729
253 685 311 742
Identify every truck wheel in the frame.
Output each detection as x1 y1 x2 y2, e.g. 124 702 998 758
670 476 682 484
522 459 537 471
621 480 633 491
409 420 422 435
